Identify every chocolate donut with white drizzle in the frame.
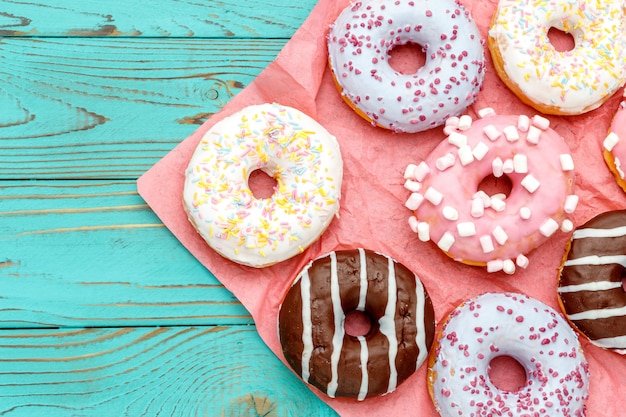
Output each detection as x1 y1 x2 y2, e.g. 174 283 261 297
558 210 626 354
278 248 435 400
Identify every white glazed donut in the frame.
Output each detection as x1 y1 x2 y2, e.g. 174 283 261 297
428 292 590 417
327 0 485 133
403 109 577 274
183 103 343 268
488 0 626 115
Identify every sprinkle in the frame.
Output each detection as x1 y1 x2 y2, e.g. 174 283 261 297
443 206 459 221
457 222 476 237
448 131 468 148
516 254 529 269
560 154 575 171
532 115 550 130
413 161 431 181
561 219 574 233
513 154 528 173
417 221 430 241
564 195 579 214
404 179 422 192
437 232 455 251
458 115 473 130
483 125 501 141
540 218 559 237
521 174 540 193
472 142 489 160
436 153 456 171
424 187 443 205
405 193 424 210
503 126 519 141
526 126 542 145
480 235 495 253
604 132 620 151
492 225 508 245
458 145 475 166
517 115 530 132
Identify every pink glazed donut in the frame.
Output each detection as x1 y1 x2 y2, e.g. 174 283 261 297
603 98 626 193
403 109 578 274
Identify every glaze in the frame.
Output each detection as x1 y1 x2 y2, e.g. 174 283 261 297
327 0 485 133
183 103 343 267
278 248 435 400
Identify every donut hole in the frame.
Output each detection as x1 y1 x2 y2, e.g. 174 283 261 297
477 174 513 199
248 169 278 199
344 309 373 337
388 41 427 75
487 355 527 393
547 27 575 53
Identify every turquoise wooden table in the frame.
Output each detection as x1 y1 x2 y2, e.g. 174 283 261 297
0 1 338 415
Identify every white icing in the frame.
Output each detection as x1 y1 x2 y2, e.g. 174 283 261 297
558 280 623 293
327 251 345 398
567 305 626 321
573 225 626 239
300 269 313 383
378 256 398 394
564 254 626 267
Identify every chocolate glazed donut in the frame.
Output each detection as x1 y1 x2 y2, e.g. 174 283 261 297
558 210 626 354
278 248 435 400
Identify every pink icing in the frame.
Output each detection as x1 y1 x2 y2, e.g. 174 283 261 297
404 111 577 274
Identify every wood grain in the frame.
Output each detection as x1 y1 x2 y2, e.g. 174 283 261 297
0 326 337 416
0 0 316 38
0 180 252 328
0 37 292 179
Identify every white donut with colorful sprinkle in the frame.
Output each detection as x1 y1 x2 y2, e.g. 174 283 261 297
327 0 485 133
428 292 590 417
488 0 626 115
183 103 343 268
403 110 577 274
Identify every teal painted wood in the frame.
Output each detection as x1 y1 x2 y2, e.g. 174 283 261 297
0 326 337 416
0 0 317 38
0 37 292 179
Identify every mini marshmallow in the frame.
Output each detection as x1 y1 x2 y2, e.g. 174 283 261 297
487 259 504 273
458 115 473 130
413 161 431 181
492 157 504 177
472 141 490 160
521 174 540 193
408 216 420 233
490 197 506 212
457 222 477 237
442 206 459 221
519 206 532 220
448 131 468 148
471 197 485 218
564 194 579 214
517 114 530 132
473 191 492 207
513 154 528 173
424 187 443 205
492 225 509 245
526 126 542 145
458 145 475 166
604 132 620 151
516 254 529 269
478 107 496 118
404 164 417 179
483 125 501 141
561 219 574 233
502 158 514 174
540 218 559 237
532 114 550 130
404 179 422 192
437 232 455 251
405 193 424 210
417 221 430 242
502 259 516 275
503 125 519 141
445 116 460 127
560 154 575 171
480 235 495 253
436 153 456 171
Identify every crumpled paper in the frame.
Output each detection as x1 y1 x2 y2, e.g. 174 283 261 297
137 0 626 415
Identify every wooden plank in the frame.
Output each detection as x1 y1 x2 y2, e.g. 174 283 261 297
0 325 337 416
0 37 289 179
0 180 253 328
0 0 317 38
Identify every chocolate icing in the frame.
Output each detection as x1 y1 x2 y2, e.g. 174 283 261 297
558 210 626 352
278 248 435 400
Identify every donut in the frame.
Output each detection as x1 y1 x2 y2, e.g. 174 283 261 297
488 0 626 115
327 0 485 133
558 210 626 355
403 110 578 274
428 292 590 417
278 248 435 400
182 103 343 268
603 98 626 193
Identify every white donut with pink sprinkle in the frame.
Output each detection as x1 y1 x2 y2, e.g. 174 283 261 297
428 292 590 417
403 109 577 274
327 0 485 133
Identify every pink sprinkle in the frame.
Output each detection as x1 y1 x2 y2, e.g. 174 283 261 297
516 316 524 322
425 10 432 17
